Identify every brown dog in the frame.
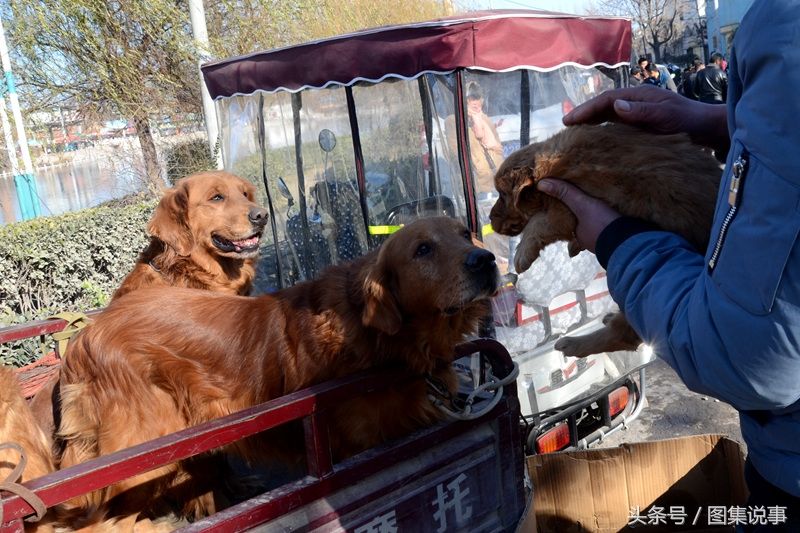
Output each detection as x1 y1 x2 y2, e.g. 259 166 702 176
113 170 269 300
56 216 498 523
25 171 270 455
490 123 721 358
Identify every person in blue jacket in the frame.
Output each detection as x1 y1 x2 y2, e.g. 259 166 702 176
538 2 800 531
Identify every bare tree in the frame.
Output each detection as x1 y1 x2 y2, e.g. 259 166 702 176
597 0 682 62
7 0 200 190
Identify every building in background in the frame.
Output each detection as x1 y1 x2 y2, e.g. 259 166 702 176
704 0 754 58
680 0 707 62
659 0 707 65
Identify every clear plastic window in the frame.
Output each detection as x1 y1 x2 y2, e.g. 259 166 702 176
352 76 466 244
214 64 653 416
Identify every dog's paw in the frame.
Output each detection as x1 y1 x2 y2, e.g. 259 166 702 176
567 238 582 257
513 246 540 273
554 335 595 359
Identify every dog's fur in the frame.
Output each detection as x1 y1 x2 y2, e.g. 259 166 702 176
0 366 56 532
22 172 270 459
113 171 268 300
0 365 177 531
56 217 498 524
0 367 55 486
490 123 722 358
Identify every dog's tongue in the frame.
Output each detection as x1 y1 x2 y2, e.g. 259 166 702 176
232 235 259 251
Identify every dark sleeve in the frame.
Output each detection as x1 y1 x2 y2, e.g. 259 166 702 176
721 71 728 102
595 216 661 269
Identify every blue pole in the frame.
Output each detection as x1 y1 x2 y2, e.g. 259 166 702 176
13 172 41 220
0 18 39 221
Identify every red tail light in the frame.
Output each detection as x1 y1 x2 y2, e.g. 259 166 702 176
562 99 575 116
535 422 571 454
609 386 630 418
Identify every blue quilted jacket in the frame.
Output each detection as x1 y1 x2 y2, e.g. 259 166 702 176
596 0 800 497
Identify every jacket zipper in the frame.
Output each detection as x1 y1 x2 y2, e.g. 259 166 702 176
708 154 748 271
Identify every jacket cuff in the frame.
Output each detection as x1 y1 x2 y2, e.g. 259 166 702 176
596 217 661 269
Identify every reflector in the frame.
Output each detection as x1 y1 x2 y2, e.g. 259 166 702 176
609 386 630 418
536 422 570 454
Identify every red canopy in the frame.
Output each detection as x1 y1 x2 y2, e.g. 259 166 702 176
201 10 632 99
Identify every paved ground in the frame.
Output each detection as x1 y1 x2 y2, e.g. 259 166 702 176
594 357 745 450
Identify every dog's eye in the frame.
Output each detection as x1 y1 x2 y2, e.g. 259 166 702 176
415 243 432 257
210 194 225 202
463 230 471 241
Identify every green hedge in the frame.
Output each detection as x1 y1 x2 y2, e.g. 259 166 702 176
0 199 156 366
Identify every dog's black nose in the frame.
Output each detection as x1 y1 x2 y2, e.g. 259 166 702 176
249 207 269 226
465 248 496 273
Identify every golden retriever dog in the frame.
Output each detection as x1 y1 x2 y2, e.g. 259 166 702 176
55 216 498 524
490 123 721 358
1 173 269 530
23 172 269 459
113 170 269 300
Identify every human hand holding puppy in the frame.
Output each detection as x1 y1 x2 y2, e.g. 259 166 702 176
562 85 729 154
539 84 729 253
536 179 620 254
489 121 720 357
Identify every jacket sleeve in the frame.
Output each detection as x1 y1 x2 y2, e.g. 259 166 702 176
601 225 800 412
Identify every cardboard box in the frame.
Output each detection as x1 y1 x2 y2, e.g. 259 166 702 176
521 434 748 533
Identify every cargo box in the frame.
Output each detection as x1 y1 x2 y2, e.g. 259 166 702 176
521 434 748 533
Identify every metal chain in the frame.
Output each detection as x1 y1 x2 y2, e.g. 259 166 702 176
428 361 520 421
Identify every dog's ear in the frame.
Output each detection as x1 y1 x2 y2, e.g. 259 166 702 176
361 259 402 335
147 182 193 256
510 168 537 211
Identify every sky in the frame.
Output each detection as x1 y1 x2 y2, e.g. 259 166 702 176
479 0 598 15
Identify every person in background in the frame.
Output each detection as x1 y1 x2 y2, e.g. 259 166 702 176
447 80 515 277
465 81 505 194
656 63 678 92
642 63 661 87
694 52 728 104
637 54 677 91
629 65 645 86
541 2 800 530
680 58 705 100
678 65 692 94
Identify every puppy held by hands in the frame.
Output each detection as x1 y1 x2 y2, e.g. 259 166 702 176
489 123 721 358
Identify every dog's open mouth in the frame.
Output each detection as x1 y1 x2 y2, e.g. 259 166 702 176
212 232 262 254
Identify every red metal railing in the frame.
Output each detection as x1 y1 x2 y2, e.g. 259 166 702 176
1 311 103 398
0 311 102 345
1 330 520 532
1 370 392 525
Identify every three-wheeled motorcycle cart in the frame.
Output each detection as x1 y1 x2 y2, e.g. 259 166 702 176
1 9 652 532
